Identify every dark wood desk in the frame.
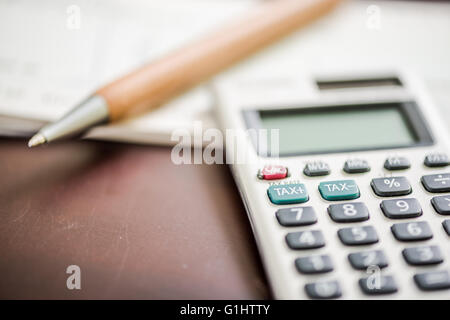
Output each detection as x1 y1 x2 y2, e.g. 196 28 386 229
0 138 269 299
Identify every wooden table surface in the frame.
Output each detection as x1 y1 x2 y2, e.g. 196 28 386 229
0 138 269 299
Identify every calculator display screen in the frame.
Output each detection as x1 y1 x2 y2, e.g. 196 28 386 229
257 104 424 156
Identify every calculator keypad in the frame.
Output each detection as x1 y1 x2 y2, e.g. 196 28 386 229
371 177 412 197
402 246 443 266
295 255 333 274
261 155 450 299
327 202 369 223
391 221 433 242
286 230 325 250
380 198 422 219
276 206 317 226
338 226 379 246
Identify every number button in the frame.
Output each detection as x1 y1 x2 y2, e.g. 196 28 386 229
359 275 398 295
431 195 450 215
267 183 309 205
276 206 317 227
258 165 288 180
384 156 411 170
303 161 330 177
348 250 388 270
424 153 450 168
305 281 342 299
338 226 378 246
421 173 450 193
443 220 450 236
391 221 433 241
318 179 360 201
380 198 422 219
402 245 443 266
295 255 333 274
371 177 412 197
285 230 325 250
343 159 370 174
414 271 450 291
328 202 369 223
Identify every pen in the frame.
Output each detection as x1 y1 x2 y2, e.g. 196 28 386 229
28 0 341 147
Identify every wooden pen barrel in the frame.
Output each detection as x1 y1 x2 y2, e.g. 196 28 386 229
97 0 341 121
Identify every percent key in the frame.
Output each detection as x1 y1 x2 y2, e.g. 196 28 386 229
371 177 412 197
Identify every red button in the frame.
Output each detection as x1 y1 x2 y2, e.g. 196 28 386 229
259 165 288 180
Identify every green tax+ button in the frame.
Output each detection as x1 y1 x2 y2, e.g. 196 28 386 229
319 179 360 201
267 183 309 205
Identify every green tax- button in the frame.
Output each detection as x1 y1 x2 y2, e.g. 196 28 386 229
319 180 360 201
267 183 309 205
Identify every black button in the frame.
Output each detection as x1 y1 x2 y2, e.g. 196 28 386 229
276 206 317 227
305 280 341 299
443 220 450 236
424 153 450 168
391 221 433 241
431 196 450 215
348 250 388 270
286 230 325 250
303 161 330 177
343 159 370 173
402 245 443 266
295 255 333 274
380 198 422 219
328 202 369 223
384 157 411 170
338 226 378 246
421 173 450 193
359 275 398 295
371 177 412 197
414 271 450 291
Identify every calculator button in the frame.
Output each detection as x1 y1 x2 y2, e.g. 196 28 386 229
402 245 443 266
328 202 369 223
384 157 411 170
286 230 325 250
371 177 412 197
276 206 317 227
318 180 360 201
303 161 330 177
443 220 450 236
380 198 422 219
414 271 450 291
258 165 288 180
391 221 433 242
421 173 450 193
348 250 388 270
359 275 398 295
295 255 333 274
267 183 308 205
431 196 450 215
305 280 342 299
338 226 378 246
424 153 450 168
343 159 370 174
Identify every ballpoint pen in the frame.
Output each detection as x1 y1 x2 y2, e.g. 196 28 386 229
28 0 341 147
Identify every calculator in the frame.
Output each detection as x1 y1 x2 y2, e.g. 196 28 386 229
213 71 450 299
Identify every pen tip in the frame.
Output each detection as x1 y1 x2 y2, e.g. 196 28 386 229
28 133 47 148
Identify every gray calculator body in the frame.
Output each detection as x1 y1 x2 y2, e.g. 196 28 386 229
214 71 450 299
